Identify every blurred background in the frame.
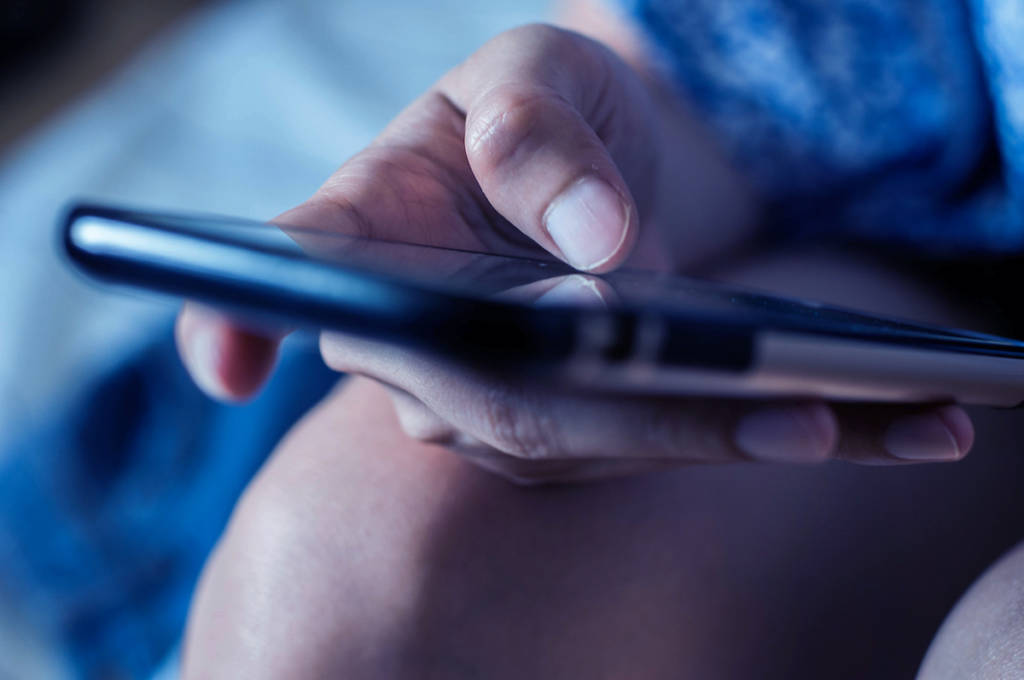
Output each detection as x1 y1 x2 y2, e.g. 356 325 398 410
0 0 546 676
4 1 1024 679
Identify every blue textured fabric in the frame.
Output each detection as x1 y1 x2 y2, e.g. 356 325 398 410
0 331 337 678
623 0 1024 254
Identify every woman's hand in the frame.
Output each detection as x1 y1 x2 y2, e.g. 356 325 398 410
175 24 973 483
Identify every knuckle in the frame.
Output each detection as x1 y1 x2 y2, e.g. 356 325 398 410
394 405 455 445
641 403 689 457
318 332 350 372
479 383 560 459
641 403 729 461
465 86 557 175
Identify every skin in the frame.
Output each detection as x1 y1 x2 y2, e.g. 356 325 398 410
181 249 1024 678
176 5 1024 678
919 543 1024 679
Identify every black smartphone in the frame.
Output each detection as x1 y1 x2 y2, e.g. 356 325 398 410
62 202 1024 406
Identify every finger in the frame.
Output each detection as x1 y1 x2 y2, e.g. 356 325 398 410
176 303 283 402
443 25 653 272
385 378 686 483
391 374 974 470
322 331 835 463
832 403 974 465
449 402 974 482
323 331 976 465
385 384 457 445
381 385 645 485
381 366 823 469
382 389 697 483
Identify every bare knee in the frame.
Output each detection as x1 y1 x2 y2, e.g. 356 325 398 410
919 541 1024 679
181 379 441 677
181 378 697 679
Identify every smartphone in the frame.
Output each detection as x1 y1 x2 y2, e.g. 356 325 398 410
62 202 1024 407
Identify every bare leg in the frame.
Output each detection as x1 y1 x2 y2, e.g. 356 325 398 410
181 252 1024 679
918 541 1024 679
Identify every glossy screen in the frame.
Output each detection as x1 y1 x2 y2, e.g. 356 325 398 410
110 209 1024 349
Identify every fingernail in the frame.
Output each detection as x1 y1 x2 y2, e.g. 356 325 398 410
185 323 231 400
884 409 967 461
534 274 607 308
734 403 836 463
543 176 630 271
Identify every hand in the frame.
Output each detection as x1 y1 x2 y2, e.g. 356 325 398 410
175 24 974 483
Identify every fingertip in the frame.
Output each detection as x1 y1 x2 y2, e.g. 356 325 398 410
542 175 636 273
733 401 838 464
806 401 841 457
217 325 281 401
176 305 279 402
882 406 971 463
935 404 975 458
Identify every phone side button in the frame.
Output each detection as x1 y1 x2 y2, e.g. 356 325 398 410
601 314 636 363
657 319 754 372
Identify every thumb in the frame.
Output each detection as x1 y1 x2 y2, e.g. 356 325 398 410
443 25 652 272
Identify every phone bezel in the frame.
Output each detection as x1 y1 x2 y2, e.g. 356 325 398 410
61 203 1024 406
